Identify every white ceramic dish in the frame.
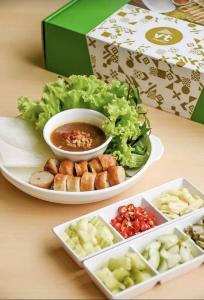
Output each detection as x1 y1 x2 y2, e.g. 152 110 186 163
43 108 112 161
53 193 167 267
84 217 204 299
144 177 204 222
142 0 176 13
0 134 164 204
84 243 159 300
53 178 204 267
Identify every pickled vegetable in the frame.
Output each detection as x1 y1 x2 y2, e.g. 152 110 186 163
185 217 204 249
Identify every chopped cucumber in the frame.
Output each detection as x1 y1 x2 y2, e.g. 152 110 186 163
96 252 153 294
167 254 181 269
123 277 135 288
62 217 115 258
168 244 179 254
108 257 132 271
142 233 196 273
113 267 130 281
126 252 147 271
158 234 179 249
146 240 161 251
96 267 120 292
158 259 168 272
142 249 149 260
133 271 152 284
148 250 160 270
179 246 193 263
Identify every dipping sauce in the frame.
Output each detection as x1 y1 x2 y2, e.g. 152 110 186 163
51 122 106 152
173 0 191 5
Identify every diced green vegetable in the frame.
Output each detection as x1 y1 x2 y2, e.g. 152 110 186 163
113 268 130 281
96 268 120 292
132 271 152 284
142 233 197 273
158 259 168 273
96 251 153 294
125 252 146 271
158 234 179 249
62 217 115 257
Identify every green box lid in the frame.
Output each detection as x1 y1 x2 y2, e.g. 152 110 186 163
45 0 130 34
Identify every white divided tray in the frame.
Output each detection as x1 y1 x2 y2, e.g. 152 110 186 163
53 178 204 267
84 210 204 299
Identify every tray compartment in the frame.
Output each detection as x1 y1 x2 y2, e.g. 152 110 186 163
53 212 123 267
101 195 167 240
130 224 204 283
84 243 159 300
145 178 204 221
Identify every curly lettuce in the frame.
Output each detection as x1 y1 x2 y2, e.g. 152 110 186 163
18 75 151 169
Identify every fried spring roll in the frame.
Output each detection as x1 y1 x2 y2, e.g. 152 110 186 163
95 171 110 190
89 158 103 173
80 172 96 191
107 166 126 186
98 154 117 171
44 158 59 175
67 175 80 192
75 161 88 177
59 160 74 176
29 171 54 189
54 174 67 191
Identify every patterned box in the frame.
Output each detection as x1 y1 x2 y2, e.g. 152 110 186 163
87 4 204 123
43 0 204 124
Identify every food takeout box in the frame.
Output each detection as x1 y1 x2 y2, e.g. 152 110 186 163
42 0 204 124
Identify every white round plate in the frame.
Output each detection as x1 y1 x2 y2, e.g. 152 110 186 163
142 0 176 13
0 135 164 204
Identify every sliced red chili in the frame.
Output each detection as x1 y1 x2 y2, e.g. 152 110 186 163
111 204 156 238
140 222 150 232
118 206 127 215
127 204 135 212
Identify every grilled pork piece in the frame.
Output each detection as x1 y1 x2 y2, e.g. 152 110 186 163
59 160 74 176
98 154 117 171
44 158 59 175
75 161 88 177
80 172 96 191
29 171 54 189
89 158 103 173
95 171 110 190
67 175 81 192
107 166 126 186
53 174 67 191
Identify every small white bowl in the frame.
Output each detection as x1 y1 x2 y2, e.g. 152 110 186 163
172 0 191 6
142 0 176 13
43 109 112 161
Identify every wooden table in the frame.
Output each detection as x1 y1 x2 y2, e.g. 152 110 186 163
1 1 204 299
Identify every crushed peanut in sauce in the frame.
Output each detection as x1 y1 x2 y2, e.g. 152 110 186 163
51 122 106 152
62 130 93 150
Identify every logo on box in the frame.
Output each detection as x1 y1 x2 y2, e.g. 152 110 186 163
146 27 183 45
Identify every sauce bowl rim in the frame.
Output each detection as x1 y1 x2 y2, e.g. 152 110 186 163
43 108 112 156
